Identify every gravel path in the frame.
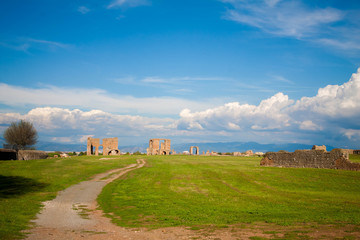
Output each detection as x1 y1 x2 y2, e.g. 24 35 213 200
24 159 157 240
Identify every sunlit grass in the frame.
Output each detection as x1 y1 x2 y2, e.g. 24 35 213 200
350 154 360 163
99 155 360 229
0 156 136 240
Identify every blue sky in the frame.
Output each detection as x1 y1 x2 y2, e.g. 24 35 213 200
1 0 360 148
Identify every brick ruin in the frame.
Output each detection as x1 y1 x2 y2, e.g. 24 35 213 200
147 138 171 155
260 149 360 171
87 137 120 156
189 146 199 155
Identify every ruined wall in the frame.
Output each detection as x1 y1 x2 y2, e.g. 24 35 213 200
147 138 171 155
260 149 360 171
1 149 48 160
190 146 199 155
0 149 17 160
87 137 120 156
17 150 48 160
312 145 327 151
87 137 100 156
340 149 354 155
102 137 119 156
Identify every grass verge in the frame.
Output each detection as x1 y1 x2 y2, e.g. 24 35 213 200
98 155 360 229
349 154 360 163
0 155 136 240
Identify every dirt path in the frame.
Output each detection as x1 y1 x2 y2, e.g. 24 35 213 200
25 158 360 240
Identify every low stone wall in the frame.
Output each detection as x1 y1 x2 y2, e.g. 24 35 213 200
17 150 48 160
0 149 17 160
260 149 360 171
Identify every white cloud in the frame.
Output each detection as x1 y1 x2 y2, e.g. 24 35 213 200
264 0 281 7
222 0 343 38
175 67 360 146
292 68 360 118
107 0 149 9
317 38 360 50
0 38 71 53
22 38 71 50
176 92 293 132
1 68 360 147
0 42 30 53
0 83 219 116
78 6 90 14
0 107 175 143
343 129 360 140
140 76 229 84
299 120 322 131
219 0 360 51
52 137 73 143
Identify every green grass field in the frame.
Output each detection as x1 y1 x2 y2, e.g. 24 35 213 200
1 154 360 239
0 156 136 240
350 154 360 163
99 155 360 229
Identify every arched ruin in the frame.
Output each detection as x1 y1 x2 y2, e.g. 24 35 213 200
147 138 171 155
189 146 199 155
87 137 120 156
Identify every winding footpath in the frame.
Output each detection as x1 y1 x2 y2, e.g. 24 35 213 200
25 159 163 240
24 159 207 240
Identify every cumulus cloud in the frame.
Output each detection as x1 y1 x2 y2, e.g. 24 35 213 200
0 107 175 144
175 67 360 146
1 68 360 147
177 92 293 132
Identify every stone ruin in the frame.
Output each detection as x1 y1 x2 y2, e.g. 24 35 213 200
87 137 120 156
147 138 171 155
312 145 327 151
260 148 360 171
0 149 48 160
189 146 199 155
204 150 218 156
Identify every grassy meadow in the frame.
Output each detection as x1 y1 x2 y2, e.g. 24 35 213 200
99 155 360 229
1 154 360 239
0 155 136 240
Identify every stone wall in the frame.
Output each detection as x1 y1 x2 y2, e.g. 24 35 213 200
1 149 48 160
17 150 48 160
0 149 17 160
87 137 100 156
87 137 120 156
312 145 327 151
147 139 171 155
189 146 199 155
102 137 119 156
260 149 360 171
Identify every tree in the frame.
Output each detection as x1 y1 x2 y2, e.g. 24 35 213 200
4 120 38 150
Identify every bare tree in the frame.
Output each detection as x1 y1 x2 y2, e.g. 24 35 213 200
4 120 38 150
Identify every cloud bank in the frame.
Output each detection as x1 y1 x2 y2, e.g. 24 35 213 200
0 84 217 116
1 68 360 147
175 68 360 146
